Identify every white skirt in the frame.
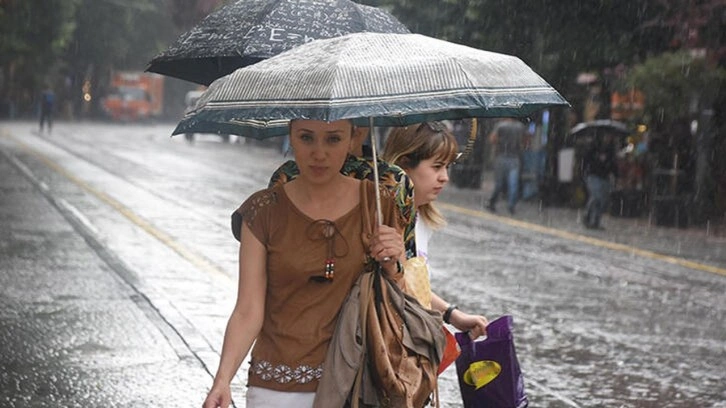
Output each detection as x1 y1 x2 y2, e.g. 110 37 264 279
245 386 316 408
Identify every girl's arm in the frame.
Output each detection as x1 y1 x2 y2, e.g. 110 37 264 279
431 292 488 339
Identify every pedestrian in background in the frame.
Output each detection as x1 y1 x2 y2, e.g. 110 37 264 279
39 86 55 134
202 119 407 408
383 121 489 337
582 133 619 229
487 118 526 214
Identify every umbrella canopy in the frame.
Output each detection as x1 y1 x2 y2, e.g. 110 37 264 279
146 0 410 85
173 32 569 139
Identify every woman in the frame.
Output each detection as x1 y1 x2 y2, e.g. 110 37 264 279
383 121 489 337
202 119 406 408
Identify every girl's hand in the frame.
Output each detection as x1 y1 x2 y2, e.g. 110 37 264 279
450 311 489 339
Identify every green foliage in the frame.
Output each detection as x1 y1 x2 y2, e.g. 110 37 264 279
0 0 183 116
0 0 79 56
69 0 176 73
626 51 726 128
374 0 675 97
0 0 80 84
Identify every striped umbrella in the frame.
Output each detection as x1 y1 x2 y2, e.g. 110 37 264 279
174 32 568 139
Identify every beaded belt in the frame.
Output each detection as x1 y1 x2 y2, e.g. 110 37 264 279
250 359 323 384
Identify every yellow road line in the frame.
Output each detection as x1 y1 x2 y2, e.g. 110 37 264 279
5 132 233 284
438 202 726 277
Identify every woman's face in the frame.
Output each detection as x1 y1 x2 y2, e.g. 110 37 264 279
405 154 451 208
289 119 352 184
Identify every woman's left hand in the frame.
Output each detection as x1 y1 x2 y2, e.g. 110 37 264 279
369 224 405 279
450 311 489 339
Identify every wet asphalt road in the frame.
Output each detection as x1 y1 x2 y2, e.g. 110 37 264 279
1 121 724 408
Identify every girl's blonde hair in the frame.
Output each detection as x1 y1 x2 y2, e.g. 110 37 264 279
382 122 459 229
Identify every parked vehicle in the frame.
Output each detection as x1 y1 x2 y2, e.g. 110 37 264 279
101 72 164 121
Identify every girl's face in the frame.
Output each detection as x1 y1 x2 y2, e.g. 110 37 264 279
290 119 352 184
406 154 451 208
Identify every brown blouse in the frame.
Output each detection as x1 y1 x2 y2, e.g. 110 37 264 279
235 179 403 392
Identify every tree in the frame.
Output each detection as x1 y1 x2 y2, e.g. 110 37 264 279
625 50 726 222
626 51 725 130
0 0 80 117
166 0 226 30
0 0 183 118
373 0 673 95
64 0 178 117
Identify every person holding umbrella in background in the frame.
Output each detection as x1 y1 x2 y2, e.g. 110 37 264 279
582 132 619 229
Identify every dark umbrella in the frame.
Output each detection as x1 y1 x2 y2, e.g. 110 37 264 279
567 119 630 146
569 119 629 138
146 0 410 85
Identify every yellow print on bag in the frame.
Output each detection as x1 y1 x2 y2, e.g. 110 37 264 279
463 360 501 389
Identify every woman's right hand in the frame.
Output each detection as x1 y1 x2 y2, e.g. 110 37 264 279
202 383 232 408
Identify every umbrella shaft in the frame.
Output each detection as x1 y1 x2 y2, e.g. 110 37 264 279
369 117 383 226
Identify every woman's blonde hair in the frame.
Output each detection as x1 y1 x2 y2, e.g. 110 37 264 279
382 122 459 229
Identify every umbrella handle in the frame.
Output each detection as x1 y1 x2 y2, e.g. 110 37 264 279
368 117 383 226
457 118 478 162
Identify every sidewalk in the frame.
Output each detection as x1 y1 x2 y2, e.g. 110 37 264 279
439 176 726 270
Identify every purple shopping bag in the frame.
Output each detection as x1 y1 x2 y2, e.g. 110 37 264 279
455 315 528 408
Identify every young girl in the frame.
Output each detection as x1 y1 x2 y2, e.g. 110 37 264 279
383 121 488 337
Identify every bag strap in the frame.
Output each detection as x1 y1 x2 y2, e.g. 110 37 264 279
351 272 373 408
357 180 442 408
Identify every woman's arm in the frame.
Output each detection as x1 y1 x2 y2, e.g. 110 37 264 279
203 223 267 408
431 292 488 339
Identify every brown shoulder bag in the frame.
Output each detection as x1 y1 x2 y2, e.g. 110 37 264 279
353 184 446 407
